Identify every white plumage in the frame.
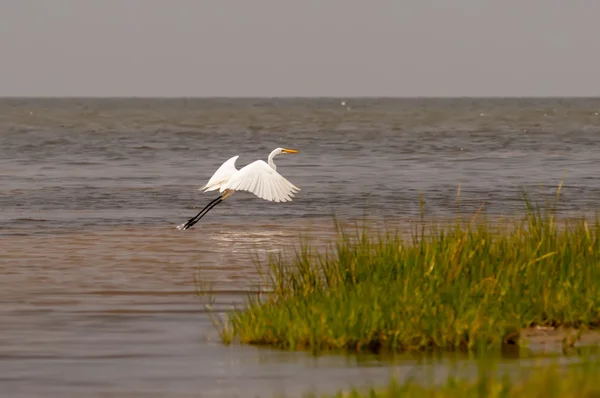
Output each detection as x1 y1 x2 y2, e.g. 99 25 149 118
200 155 239 192
223 159 300 202
177 147 300 230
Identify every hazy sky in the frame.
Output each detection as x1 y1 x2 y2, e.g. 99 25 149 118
1 0 599 97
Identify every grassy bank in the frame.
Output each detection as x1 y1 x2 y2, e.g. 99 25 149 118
208 191 600 354
308 359 600 398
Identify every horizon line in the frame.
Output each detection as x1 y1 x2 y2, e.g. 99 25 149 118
1 95 600 100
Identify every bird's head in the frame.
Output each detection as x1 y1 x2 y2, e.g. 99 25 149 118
271 147 299 157
268 147 299 169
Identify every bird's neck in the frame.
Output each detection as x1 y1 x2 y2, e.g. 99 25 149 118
267 150 278 170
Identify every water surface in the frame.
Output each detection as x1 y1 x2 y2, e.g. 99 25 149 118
1 97 600 397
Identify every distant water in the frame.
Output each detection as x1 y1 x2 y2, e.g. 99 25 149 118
1 97 600 397
2 97 600 233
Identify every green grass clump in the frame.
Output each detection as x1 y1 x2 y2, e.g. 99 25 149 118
213 191 600 353
310 360 600 398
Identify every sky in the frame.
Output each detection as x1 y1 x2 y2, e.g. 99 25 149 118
1 0 599 97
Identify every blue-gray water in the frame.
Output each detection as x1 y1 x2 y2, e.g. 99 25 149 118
1 97 600 397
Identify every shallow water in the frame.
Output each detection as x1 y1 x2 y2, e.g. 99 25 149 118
1 97 600 397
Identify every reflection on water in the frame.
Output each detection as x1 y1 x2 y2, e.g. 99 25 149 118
2 98 600 396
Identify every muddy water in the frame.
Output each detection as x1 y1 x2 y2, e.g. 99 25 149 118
2 98 600 397
1 222 380 398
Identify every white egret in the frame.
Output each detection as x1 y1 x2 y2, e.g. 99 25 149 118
177 147 300 230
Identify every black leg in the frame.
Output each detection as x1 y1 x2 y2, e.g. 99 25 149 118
177 195 224 230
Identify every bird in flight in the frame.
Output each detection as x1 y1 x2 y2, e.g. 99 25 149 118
176 147 300 230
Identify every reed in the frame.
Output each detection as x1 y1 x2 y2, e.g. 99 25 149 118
208 185 600 353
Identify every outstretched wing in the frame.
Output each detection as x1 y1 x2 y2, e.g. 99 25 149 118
200 155 239 192
221 160 300 202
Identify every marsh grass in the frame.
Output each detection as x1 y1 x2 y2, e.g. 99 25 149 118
204 184 600 354
306 359 600 398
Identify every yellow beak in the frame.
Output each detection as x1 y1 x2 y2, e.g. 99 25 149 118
282 148 299 154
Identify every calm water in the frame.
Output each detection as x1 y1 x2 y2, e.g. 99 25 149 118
1 97 600 397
